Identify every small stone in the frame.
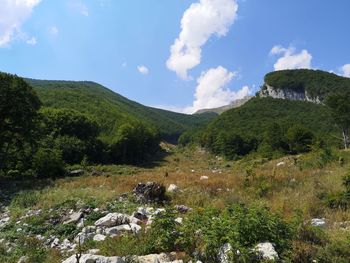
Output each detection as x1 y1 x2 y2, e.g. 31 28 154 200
311 218 326 227
200 176 209 180
93 234 107 242
167 184 180 193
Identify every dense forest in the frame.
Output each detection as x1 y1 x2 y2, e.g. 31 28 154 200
27 79 216 143
262 69 350 100
180 85 349 159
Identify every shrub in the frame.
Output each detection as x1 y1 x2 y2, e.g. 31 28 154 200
32 148 65 178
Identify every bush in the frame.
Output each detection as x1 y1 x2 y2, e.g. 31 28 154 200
32 148 65 178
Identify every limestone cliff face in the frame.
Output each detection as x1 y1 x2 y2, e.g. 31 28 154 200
259 84 321 104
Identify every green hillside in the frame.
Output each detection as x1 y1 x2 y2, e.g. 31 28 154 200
26 79 216 142
263 69 350 100
180 97 339 158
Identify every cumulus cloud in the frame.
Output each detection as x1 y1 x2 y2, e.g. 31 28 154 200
340 64 350 78
26 36 37 45
184 66 250 113
270 45 312 71
0 0 41 47
137 65 149 75
166 0 238 80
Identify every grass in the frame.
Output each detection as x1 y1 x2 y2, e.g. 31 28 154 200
2 146 350 262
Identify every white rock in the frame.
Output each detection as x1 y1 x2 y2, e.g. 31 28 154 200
218 243 233 263
50 238 60 248
254 242 278 261
17 256 28 263
105 223 141 236
167 184 180 193
136 253 182 263
64 211 83 225
200 176 209 180
62 254 125 263
311 218 326 227
276 161 285 167
93 234 107 242
175 217 183 224
87 248 100 255
94 213 130 227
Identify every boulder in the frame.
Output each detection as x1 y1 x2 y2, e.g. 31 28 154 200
218 243 233 263
62 254 125 263
94 213 130 227
311 218 326 227
135 253 182 263
93 234 107 242
133 182 166 203
254 242 278 261
69 169 85 176
105 223 141 236
63 211 83 224
167 184 180 193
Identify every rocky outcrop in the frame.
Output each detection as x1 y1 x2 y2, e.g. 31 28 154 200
260 84 321 103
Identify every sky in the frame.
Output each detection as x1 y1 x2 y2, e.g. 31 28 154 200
0 0 350 113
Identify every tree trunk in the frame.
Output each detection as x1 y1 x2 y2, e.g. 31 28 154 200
343 128 349 149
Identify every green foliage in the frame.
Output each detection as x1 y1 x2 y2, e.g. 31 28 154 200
181 97 329 159
178 205 293 262
286 125 314 153
325 92 350 149
0 72 41 173
263 69 350 100
27 79 216 142
32 148 66 178
110 121 160 164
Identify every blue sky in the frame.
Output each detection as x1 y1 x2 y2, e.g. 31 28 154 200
1 0 350 113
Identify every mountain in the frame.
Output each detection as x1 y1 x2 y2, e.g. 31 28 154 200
194 96 253 114
260 69 350 103
26 79 217 142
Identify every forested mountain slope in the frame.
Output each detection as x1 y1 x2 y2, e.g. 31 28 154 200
26 79 216 142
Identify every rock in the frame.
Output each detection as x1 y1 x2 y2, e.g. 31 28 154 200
135 253 182 263
62 254 125 263
133 182 166 203
50 238 60 248
69 169 85 176
311 218 326 227
105 223 141 236
17 256 28 263
93 234 107 242
94 213 130 227
74 226 97 244
254 242 278 261
200 176 209 180
63 211 83 224
175 217 183 224
0 216 10 228
175 205 192 214
276 161 285 167
87 248 100 255
77 218 85 228
218 243 233 263
132 207 149 220
167 184 180 193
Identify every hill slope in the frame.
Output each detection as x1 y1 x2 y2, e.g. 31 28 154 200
26 79 216 142
260 69 350 102
195 96 253 114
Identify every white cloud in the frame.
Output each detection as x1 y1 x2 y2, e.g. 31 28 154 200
69 1 89 16
340 64 350 78
137 65 149 75
0 0 41 47
270 45 312 71
26 36 37 45
49 26 59 35
166 0 238 80
184 66 250 113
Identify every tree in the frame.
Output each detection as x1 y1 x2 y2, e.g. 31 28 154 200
0 73 41 172
286 125 314 154
325 93 350 149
